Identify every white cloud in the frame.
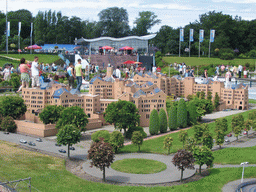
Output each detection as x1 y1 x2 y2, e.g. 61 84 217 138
212 0 256 3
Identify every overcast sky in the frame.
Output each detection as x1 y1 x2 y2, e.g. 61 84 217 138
1 0 256 33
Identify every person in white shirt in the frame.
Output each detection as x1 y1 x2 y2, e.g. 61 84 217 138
238 65 243 78
31 56 41 88
3 65 11 81
115 66 121 78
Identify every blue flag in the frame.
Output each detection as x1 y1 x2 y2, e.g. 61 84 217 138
190 29 194 42
210 29 215 43
18 22 21 36
199 29 204 43
7 22 10 37
180 28 184 42
30 23 33 37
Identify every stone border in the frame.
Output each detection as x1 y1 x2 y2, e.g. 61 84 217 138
235 180 256 192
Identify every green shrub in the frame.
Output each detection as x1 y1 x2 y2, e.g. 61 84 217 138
125 126 147 139
149 109 159 135
10 73 20 89
238 53 248 59
109 131 124 153
168 106 177 131
177 99 187 128
220 53 234 60
248 50 256 58
1 116 17 133
159 109 167 133
131 131 143 152
187 101 197 126
91 130 110 143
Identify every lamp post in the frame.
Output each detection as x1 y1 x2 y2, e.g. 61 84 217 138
240 162 249 183
6 0 8 54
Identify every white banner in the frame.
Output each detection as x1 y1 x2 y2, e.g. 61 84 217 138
18 22 21 36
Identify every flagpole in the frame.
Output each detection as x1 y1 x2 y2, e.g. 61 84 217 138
199 41 200 58
208 40 211 58
189 41 191 57
6 0 8 54
179 38 181 57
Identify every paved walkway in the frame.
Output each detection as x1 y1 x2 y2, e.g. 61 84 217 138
222 178 256 192
83 153 195 184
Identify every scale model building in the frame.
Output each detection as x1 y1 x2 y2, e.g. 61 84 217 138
16 67 248 137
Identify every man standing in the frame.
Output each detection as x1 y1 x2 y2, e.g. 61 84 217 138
31 56 40 88
74 59 83 91
238 64 243 78
115 66 121 78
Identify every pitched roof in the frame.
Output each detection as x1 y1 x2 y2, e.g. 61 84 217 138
133 89 146 98
153 88 161 94
53 88 69 98
70 89 80 95
90 76 103 84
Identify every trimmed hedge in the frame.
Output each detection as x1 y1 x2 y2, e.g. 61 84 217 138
1 116 17 133
91 130 110 143
125 126 147 139
187 101 197 126
159 109 167 133
149 109 159 135
177 99 187 128
168 106 177 131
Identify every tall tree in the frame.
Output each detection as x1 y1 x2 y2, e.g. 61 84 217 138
132 11 161 36
177 99 187 128
97 7 130 37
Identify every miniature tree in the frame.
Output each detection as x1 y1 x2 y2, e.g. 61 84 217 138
149 109 159 135
1 116 17 133
163 136 173 154
88 138 114 182
109 131 124 153
215 119 226 148
39 105 64 124
196 92 201 98
56 124 81 158
193 124 204 144
200 91 206 99
179 130 188 148
168 106 177 131
177 99 187 128
193 146 214 175
56 106 88 131
214 92 220 110
207 91 212 101
202 130 213 150
187 101 197 126
131 131 144 152
172 149 195 182
104 100 140 133
0 95 27 119
91 130 110 143
231 115 244 140
159 109 167 133
184 137 197 152
244 119 252 137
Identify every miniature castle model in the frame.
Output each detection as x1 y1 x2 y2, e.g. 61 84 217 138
17 67 248 137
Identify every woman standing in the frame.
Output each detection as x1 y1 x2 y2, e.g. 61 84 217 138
17 58 30 92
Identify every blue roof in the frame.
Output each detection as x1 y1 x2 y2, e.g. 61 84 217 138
53 88 69 98
40 82 51 90
133 89 146 98
146 81 153 86
138 72 143 77
105 77 115 82
153 88 161 94
90 76 103 84
70 89 80 95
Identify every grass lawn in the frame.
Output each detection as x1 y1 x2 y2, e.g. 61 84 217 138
0 57 20 68
111 158 167 174
213 146 256 164
0 54 60 67
163 57 255 67
1 140 256 192
249 99 256 104
120 109 255 154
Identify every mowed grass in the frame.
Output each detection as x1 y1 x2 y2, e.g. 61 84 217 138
213 146 256 165
249 99 256 104
163 57 255 67
111 158 167 174
0 54 60 66
121 109 255 154
1 140 256 192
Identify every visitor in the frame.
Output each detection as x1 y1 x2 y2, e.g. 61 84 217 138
31 56 41 88
215 65 219 76
203 69 208 79
152 65 156 73
220 64 225 77
178 63 183 75
3 65 11 81
243 67 248 78
238 64 243 78
74 59 84 91
156 66 161 73
184 69 190 77
225 70 232 88
191 67 195 77
17 58 30 93
67 63 75 89
115 66 121 78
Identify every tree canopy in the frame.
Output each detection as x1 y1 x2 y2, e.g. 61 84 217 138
39 105 64 125
104 100 140 133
